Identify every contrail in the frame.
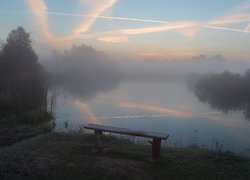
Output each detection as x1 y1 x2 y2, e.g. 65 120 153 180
6 0 250 48
74 0 117 34
2 10 172 24
45 11 250 30
203 25 250 33
41 11 250 34
2 10 249 35
46 11 172 24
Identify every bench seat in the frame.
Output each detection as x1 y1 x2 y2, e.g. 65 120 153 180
84 123 169 159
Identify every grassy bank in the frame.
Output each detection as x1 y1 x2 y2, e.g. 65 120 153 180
0 112 54 148
0 132 250 180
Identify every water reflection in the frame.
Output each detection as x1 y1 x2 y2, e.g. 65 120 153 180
193 70 250 120
74 100 100 124
55 81 250 153
120 102 192 118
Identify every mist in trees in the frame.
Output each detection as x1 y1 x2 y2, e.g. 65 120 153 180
0 27 50 121
193 70 250 120
44 45 122 100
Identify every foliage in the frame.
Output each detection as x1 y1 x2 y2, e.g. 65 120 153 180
0 27 49 117
193 70 250 119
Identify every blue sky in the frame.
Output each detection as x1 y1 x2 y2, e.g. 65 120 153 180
0 0 250 60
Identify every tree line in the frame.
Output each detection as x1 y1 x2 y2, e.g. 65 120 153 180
193 70 250 120
0 27 50 122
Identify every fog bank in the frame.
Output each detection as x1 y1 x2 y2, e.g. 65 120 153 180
41 45 250 100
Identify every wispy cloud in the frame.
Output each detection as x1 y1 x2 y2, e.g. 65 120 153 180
26 0 117 47
84 22 199 40
44 10 249 39
43 10 250 33
208 0 250 31
97 36 129 43
230 0 250 15
74 0 116 34
26 0 81 46
73 22 199 41
43 10 249 31
25 0 250 47
122 22 197 35
43 5 250 35
26 0 56 45
208 14 250 26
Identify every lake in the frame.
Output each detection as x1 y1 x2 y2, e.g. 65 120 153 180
55 81 250 154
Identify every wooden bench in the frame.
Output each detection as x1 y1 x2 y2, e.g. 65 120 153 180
84 123 169 159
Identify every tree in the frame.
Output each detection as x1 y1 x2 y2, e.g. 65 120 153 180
193 70 250 120
0 27 48 116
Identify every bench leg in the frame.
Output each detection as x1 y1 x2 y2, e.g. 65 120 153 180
94 130 103 135
152 138 161 159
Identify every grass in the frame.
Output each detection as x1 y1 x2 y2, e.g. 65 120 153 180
0 132 250 180
0 111 54 147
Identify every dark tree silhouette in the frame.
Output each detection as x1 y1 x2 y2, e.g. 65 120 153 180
0 27 48 116
193 70 250 120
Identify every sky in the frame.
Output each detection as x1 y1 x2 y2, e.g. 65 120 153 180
0 0 250 60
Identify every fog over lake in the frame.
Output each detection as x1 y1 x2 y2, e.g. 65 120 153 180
43 46 250 154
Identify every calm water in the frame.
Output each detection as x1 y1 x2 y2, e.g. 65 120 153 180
55 81 250 154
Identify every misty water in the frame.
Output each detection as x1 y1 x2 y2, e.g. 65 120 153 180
55 81 250 154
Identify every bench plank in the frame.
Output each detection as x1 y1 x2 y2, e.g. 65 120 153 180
84 124 169 140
